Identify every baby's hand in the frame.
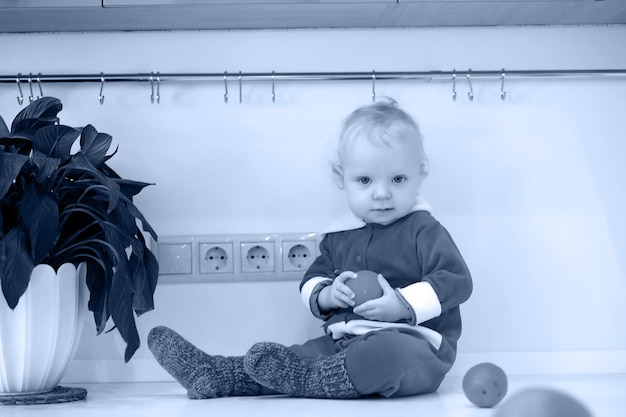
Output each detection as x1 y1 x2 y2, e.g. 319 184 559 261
317 271 358 312
353 274 411 322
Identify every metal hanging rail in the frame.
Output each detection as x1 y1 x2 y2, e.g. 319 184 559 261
3 69 626 104
2 68 626 84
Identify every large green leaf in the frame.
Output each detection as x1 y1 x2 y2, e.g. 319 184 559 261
0 228 34 309
63 152 109 185
132 230 158 316
109 259 140 362
33 125 80 161
103 219 130 259
62 174 121 216
11 97 62 134
112 200 138 238
0 153 28 199
143 242 159 304
20 182 59 264
32 151 61 183
85 260 111 335
113 178 154 199
0 114 8 137
0 134 33 156
129 251 148 313
104 177 121 214
54 207 117 262
121 196 157 241
80 125 113 168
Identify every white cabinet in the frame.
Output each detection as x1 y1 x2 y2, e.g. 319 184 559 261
102 0 390 5
0 0 100 7
0 0 624 32
0 1 398 32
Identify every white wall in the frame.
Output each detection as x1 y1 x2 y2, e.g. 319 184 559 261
1 25 625 381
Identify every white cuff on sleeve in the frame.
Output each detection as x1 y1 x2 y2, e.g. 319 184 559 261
300 277 332 313
398 282 442 324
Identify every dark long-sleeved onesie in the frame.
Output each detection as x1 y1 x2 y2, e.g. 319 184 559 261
291 210 473 397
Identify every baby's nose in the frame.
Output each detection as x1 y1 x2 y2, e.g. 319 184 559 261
372 186 391 199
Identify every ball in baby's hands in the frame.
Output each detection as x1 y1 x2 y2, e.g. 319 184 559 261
463 362 508 408
345 270 383 307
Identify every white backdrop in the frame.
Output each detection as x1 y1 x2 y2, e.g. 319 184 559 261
1 25 625 381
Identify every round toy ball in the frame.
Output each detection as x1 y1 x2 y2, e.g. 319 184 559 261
345 270 383 307
493 388 592 417
462 362 508 408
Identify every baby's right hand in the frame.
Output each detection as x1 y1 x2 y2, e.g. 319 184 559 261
318 271 357 311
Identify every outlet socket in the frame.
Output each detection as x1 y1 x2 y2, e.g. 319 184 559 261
241 240 275 273
282 239 317 272
200 242 234 274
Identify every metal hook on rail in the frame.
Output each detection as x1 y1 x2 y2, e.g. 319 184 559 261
271 71 275 103
466 70 474 101
28 74 35 103
372 70 376 102
500 69 507 100
150 72 155 103
238 71 242 103
16 73 24 105
36 73 44 99
452 70 457 101
99 73 105 105
149 72 160 103
224 71 229 103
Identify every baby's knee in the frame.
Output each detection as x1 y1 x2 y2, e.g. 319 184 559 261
390 360 447 397
344 330 447 397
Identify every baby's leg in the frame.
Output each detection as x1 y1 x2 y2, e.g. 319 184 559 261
243 341 360 399
344 328 451 397
148 326 269 398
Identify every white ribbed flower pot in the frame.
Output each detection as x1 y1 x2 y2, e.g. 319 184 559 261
0 263 88 395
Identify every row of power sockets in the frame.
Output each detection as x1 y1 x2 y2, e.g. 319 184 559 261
154 233 320 283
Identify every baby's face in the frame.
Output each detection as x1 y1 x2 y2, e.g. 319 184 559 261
340 136 424 225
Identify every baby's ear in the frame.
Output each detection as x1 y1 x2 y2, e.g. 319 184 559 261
332 164 345 189
419 160 429 179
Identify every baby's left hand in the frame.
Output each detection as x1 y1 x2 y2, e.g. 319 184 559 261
352 274 411 322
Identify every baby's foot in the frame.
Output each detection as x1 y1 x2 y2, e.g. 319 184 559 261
148 326 220 398
244 342 359 399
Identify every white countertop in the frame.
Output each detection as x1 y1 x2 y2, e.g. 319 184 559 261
2 374 624 417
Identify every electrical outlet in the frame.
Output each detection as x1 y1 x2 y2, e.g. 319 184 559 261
157 233 318 282
241 240 275 273
282 238 317 272
200 242 234 274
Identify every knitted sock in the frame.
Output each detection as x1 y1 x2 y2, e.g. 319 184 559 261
147 326 263 399
244 342 360 399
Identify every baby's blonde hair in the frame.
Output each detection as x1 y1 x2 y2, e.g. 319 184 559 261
332 98 428 184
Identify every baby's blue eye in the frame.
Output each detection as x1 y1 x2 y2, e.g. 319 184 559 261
392 176 406 184
357 177 371 185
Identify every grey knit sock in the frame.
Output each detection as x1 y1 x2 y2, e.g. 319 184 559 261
243 341 360 399
147 326 264 398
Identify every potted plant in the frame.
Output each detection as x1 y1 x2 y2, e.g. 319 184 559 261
0 97 159 394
